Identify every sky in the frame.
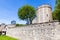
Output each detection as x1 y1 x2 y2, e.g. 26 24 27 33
0 0 55 24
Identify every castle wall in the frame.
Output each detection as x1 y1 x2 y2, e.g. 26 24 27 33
6 21 60 40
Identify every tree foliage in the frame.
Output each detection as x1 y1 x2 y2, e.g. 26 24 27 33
16 24 26 26
53 0 60 21
18 5 36 24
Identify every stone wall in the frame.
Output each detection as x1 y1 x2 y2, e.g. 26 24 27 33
0 24 6 31
6 21 60 40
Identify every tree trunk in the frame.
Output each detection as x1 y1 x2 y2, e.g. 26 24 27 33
29 18 32 24
26 18 32 25
26 18 30 25
30 21 32 24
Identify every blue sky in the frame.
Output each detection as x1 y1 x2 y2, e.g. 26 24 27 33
0 0 55 24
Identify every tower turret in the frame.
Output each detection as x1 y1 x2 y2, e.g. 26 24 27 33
36 4 53 23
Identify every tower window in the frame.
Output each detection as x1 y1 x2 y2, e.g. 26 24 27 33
47 14 48 17
49 20 50 22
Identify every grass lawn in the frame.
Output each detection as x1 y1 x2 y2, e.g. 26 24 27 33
0 35 18 40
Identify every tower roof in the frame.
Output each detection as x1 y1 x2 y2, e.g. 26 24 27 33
37 4 52 10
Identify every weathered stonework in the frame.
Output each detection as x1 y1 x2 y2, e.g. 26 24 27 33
3 4 59 40
32 4 53 24
6 21 60 40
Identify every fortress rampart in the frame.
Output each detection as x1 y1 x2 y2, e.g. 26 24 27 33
6 21 60 40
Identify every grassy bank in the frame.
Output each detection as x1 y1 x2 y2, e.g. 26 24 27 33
0 35 17 40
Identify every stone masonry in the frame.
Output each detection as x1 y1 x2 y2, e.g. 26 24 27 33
2 4 60 40
32 4 53 24
6 21 60 40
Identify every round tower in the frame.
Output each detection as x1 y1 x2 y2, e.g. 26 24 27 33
36 4 53 23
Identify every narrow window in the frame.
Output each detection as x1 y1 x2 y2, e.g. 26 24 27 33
47 14 48 17
49 20 50 22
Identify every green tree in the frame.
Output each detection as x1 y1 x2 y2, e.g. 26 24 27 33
53 0 60 21
16 24 20 26
18 5 36 24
